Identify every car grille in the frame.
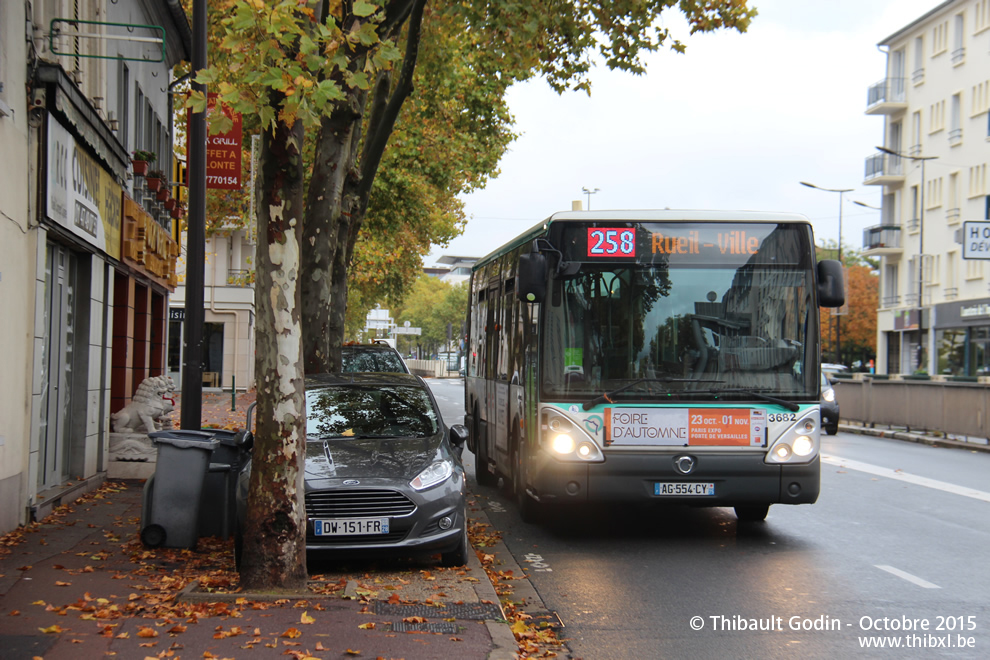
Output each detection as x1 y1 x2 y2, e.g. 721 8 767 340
305 488 416 519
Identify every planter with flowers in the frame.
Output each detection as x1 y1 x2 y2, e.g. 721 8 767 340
145 170 166 192
131 150 156 176
171 204 184 220
156 186 170 202
164 196 176 211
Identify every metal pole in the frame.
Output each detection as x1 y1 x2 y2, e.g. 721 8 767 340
918 158 925 372
836 190 844 366
180 0 207 430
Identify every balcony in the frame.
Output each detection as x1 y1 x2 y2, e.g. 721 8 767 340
864 152 905 186
862 224 903 256
865 78 907 115
949 128 962 146
882 294 901 308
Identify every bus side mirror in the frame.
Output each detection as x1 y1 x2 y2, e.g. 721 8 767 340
817 259 844 308
516 248 547 304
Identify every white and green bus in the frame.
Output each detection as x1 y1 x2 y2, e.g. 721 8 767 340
464 210 845 522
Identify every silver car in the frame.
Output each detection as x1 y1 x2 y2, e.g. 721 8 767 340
236 372 469 567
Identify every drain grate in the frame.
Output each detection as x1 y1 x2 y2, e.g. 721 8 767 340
385 621 460 634
372 600 503 620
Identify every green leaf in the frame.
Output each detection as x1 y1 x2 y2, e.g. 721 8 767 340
353 1 378 18
345 71 371 90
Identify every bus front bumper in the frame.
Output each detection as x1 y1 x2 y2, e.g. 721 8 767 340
528 451 820 506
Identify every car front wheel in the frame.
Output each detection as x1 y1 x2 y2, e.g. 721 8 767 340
440 524 470 567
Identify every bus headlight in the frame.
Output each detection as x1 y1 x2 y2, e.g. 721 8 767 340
766 411 819 464
792 435 814 457
541 410 606 462
552 434 575 454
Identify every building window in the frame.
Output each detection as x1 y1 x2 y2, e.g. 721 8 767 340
929 100 946 134
925 177 944 210
932 20 949 56
969 164 988 198
912 35 925 84
949 93 962 145
952 13 966 64
976 0 990 33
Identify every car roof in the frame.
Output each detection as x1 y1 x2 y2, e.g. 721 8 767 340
342 343 400 353
305 372 425 389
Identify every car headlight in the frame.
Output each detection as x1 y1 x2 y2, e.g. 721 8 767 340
410 460 453 490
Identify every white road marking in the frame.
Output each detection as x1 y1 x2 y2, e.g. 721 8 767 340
874 564 941 589
822 454 990 503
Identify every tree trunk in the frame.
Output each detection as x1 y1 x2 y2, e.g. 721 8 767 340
239 115 308 592
302 95 369 374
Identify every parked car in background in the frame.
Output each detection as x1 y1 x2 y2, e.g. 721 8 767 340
235 372 469 567
820 370 839 435
821 362 849 383
340 341 410 373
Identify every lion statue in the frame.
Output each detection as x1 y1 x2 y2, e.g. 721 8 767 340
111 375 176 433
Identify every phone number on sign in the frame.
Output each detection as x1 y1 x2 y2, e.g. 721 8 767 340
207 175 240 186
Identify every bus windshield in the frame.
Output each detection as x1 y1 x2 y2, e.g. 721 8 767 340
542 222 818 401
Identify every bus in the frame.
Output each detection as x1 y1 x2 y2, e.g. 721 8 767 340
463 210 844 522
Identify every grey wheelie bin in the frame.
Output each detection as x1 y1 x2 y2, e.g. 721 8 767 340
140 429 219 549
196 427 253 539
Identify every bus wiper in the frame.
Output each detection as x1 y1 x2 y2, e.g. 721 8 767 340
582 377 711 411
689 388 801 412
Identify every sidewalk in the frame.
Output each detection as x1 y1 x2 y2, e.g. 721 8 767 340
0 391 519 660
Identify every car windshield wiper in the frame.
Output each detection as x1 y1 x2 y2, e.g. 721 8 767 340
683 388 801 412
582 377 717 411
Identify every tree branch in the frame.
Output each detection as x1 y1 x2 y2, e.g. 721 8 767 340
356 0 425 202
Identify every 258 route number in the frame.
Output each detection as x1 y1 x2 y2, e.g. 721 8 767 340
588 228 635 257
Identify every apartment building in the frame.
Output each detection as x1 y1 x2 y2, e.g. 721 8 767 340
0 1 189 535
864 0 990 376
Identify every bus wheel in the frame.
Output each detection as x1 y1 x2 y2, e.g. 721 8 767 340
473 419 498 487
734 504 770 522
512 443 542 523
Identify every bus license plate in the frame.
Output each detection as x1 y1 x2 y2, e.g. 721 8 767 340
314 518 389 536
654 482 715 496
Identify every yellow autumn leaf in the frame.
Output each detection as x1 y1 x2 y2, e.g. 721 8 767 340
300 611 315 624
511 620 530 635
39 624 64 634
281 627 302 639
358 622 375 629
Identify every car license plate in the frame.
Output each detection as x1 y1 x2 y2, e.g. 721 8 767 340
654 482 715 496
314 518 389 536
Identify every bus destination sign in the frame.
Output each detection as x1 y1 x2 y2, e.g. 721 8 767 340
586 227 762 259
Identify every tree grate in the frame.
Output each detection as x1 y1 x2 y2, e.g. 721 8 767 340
372 600 503 620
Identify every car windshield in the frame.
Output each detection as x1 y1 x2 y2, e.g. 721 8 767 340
340 348 408 373
306 385 438 438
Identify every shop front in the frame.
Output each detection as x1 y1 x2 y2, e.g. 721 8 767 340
934 298 990 377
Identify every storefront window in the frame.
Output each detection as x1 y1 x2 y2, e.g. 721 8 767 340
969 328 990 376
936 329 966 376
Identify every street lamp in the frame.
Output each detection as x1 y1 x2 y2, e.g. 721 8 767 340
876 145 938 373
853 200 881 210
582 187 600 210
800 181 853 366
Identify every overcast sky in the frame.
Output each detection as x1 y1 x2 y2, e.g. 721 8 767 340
425 0 945 266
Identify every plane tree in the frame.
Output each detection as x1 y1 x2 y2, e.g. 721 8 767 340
190 0 756 589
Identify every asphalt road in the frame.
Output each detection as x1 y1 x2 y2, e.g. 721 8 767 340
426 379 990 659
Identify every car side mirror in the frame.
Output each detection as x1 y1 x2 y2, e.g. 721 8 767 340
449 424 468 447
